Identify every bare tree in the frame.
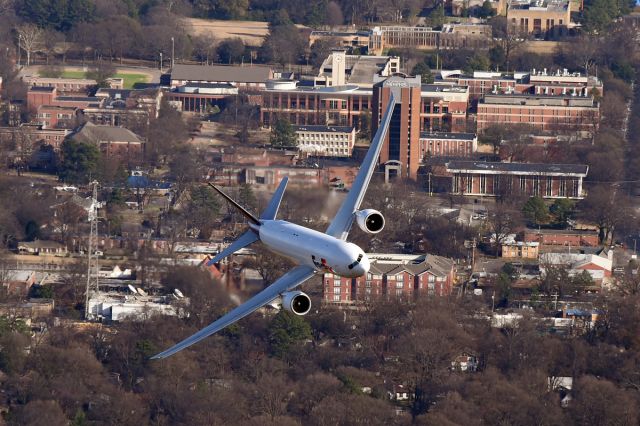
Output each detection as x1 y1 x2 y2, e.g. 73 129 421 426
17 24 44 66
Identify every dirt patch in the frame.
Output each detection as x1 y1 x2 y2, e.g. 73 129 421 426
182 18 270 47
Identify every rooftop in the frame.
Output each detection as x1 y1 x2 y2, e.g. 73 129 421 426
293 125 355 133
446 161 588 176
171 64 273 84
420 132 476 140
71 122 144 144
28 86 56 93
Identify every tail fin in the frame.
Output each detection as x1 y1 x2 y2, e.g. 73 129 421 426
260 177 288 220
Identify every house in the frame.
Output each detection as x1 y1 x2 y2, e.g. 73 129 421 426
451 354 479 372
18 240 68 256
501 241 539 259
539 252 612 285
3 271 37 296
69 122 145 165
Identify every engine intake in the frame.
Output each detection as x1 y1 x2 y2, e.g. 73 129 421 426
282 291 311 315
355 209 385 234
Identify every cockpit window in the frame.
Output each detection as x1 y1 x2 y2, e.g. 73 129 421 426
348 254 364 270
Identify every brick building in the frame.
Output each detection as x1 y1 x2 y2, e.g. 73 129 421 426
323 253 456 304
372 75 423 180
419 132 477 158
0 126 70 150
69 122 145 165
477 94 599 133
437 69 603 102
446 161 588 199
524 228 600 247
35 105 78 129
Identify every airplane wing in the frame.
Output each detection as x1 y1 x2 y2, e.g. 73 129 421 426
325 95 397 240
206 229 259 266
151 265 316 359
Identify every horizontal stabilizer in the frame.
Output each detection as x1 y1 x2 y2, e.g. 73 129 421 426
207 183 260 225
207 230 259 266
260 177 288 220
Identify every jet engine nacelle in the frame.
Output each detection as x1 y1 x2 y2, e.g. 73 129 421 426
355 209 385 234
281 291 312 315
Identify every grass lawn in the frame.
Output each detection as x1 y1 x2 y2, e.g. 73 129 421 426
40 69 150 89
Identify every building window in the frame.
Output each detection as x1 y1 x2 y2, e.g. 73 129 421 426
466 176 472 193
546 177 552 197
559 179 566 197
333 287 341 294
333 294 341 302
519 176 526 192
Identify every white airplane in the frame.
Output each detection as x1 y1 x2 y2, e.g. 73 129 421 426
151 96 396 359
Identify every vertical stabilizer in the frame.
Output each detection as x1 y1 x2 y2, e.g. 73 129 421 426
260 177 289 220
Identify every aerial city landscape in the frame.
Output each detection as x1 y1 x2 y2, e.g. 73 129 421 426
0 0 639 424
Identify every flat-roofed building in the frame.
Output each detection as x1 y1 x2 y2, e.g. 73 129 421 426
437 69 602 101
507 0 571 38
170 64 273 90
315 50 400 88
294 125 356 157
419 132 477 158
369 24 492 54
308 30 370 49
165 82 238 112
477 94 599 133
501 241 539 258
446 160 588 199
36 105 78 129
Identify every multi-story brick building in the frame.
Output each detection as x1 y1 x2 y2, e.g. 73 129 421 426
293 125 356 157
0 126 70 150
419 132 478 158
35 105 78 129
437 69 603 102
323 253 456 304
446 161 588 199
477 94 599 133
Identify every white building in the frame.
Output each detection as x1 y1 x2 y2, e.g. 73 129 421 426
294 125 356 158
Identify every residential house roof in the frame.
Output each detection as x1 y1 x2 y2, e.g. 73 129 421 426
71 122 144 145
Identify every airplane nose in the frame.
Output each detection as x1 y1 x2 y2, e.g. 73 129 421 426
356 255 370 276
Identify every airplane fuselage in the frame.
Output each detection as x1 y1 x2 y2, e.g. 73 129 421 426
257 220 369 278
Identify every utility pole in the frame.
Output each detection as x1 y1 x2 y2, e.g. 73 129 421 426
84 181 100 320
171 37 175 69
